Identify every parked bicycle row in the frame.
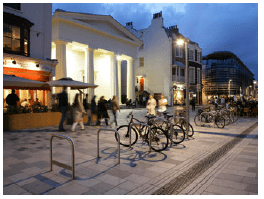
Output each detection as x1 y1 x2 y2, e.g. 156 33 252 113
113 110 194 153
194 103 240 128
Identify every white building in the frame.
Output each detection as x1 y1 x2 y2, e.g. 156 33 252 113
51 9 143 104
126 12 202 106
3 3 57 108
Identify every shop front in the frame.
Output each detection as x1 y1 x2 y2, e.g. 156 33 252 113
3 54 59 130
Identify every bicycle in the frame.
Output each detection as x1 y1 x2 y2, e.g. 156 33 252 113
115 111 169 152
174 111 194 137
194 109 225 128
153 112 185 144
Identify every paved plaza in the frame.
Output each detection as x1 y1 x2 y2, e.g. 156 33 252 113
3 107 258 195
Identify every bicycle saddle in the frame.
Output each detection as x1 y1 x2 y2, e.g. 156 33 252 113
145 115 156 119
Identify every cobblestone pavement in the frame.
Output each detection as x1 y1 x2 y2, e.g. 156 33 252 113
3 107 258 195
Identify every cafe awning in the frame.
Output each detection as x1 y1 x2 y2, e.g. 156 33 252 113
47 77 98 89
3 74 50 90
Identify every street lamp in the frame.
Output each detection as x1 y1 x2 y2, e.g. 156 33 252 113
177 39 189 134
228 79 232 98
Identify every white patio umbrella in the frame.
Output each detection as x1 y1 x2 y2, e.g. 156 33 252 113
3 74 49 89
47 77 98 89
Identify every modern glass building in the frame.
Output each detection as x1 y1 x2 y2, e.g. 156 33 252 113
202 51 254 98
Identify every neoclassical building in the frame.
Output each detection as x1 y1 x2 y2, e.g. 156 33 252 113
52 9 142 103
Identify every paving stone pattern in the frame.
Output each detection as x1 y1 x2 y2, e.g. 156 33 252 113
3 107 258 195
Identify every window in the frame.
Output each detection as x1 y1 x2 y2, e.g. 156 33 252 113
139 57 144 67
197 52 201 63
197 68 201 84
4 3 21 10
3 12 33 56
175 46 183 58
189 50 194 61
189 67 195 84
180 68 185 77
172 68 176 75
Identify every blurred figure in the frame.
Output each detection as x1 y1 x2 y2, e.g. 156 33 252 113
96 96 109 126
90 95 97 125
58 86 68 132
146 94 156 115
157 94 167 116
6 89 19 107
111 95 120 126
71 93 86 132
21 98 30 107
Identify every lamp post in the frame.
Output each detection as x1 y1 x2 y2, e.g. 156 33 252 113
177 39 189 134
228 79 232 98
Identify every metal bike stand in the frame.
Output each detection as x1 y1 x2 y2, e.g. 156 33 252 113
97 128 120 164
129 122 152 152
50 134 75 180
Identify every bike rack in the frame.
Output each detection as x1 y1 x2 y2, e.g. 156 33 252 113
50 134 75 180
97 128 120 164
129 122 152 152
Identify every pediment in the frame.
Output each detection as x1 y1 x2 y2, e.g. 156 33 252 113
75 18 132 41
53 11 142 45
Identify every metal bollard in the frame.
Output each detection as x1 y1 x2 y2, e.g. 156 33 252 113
97 128 120 164
50 134 75 180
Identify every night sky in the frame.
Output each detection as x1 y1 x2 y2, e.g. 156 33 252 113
52 2 259 80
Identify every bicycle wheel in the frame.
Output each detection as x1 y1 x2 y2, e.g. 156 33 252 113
194 115 201 126
184 123 194 137
146 126 168 152
116 125 138 147
171 124 185 144
215 116 225 128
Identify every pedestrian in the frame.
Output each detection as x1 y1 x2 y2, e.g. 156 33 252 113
111 95 120 126
191 98 196 111
6 89 19 107
214 97 218 109
58 86 68 132
83 93 91 125
71 93 86 132
157 94 167 116
96 96 109 126
221 96 225 106
146 94 156 115
90 95 97 125
21 98 29 107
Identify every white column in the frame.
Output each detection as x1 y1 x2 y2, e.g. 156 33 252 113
85 47 95 101
54 40 68 93
118 59 122 103
127 58 135 101
112 54 119 100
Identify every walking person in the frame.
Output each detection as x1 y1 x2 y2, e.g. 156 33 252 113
111 95 120 126
90 95 97 126
96 96 109 126
83 94 90 125
71 93 86 132
58 86 68 132
157 94 167 116
146 94 156 115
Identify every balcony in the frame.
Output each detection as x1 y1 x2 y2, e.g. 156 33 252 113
172 75 185 83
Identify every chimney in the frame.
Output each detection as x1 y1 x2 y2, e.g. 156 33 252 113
153 11 162 19
126 22 133 29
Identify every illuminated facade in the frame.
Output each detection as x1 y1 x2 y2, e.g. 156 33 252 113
126 12 202 105
51 9 142 104
3 3 57 108
202 51 255 99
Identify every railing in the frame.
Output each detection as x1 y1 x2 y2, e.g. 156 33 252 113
50 134 75 180
97 128 120 164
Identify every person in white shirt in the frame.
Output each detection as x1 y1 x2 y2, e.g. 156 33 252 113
146 95 156 115
21 99 29 107
158 94 167 116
